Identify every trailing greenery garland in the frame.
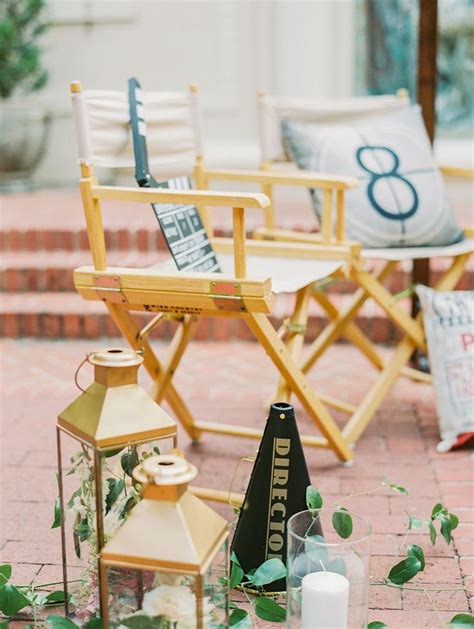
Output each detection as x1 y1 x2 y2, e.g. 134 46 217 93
1 478 473 627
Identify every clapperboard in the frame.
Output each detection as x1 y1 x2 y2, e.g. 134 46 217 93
128 77 220 273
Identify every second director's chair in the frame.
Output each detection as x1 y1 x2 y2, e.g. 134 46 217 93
244 90 474 444
70 81 360 465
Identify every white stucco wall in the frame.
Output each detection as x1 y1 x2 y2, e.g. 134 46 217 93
33 0 355 186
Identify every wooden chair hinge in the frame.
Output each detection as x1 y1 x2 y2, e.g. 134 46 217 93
93 274 128 304
210 280 246 312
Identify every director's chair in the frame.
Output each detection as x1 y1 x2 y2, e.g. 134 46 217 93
245 89 474 444
70 81 361 467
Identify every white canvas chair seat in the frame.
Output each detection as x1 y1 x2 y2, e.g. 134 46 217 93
362 238 474 261
71 81 357 475
250 89 474 446
146 255 343 295
155 254 344 295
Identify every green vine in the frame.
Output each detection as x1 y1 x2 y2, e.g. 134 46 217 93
1 478 473 628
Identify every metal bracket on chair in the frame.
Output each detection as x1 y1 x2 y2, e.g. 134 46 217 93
210 281 246 312
93 275 128 304
286 322 306 335
282 317 306 336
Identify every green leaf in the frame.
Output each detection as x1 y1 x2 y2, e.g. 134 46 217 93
44 590 69 605
85 619 103 629
119 617 164 629
73 514 91 559
327 556 347 576
429 521 437 545
119 495 137 520
255 597 286 622
387 483 409 495
431 503 444 519
121 448 139 477
449 614 474 627
66 487 82 509
105 478 125 515
0 565 12 585
0 621 10 628
249 558 286 586
407 544 425 570
229 562 244 589
46 615 78 628
407 514 425 530
74 518 91 542
51 497 61 528
0 583 31 616
368 623 389 629
305 534 329 565
104 447 123 458
306 485 323 510
332 508 353 539
449 513 460 531
231 551 242 567
229 608 252 628
387 556 422 585
440 514 453 544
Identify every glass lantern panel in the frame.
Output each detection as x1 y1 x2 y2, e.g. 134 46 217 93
57 432 175 618
105 543 228 627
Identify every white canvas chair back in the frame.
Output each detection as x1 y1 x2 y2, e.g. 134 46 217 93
257 91 410 164
71 84 203 179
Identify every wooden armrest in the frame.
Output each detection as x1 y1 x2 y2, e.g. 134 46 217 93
203 167 359 190
90 185 270 209
439 165 474 180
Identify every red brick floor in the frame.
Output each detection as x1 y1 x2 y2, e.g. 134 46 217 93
1 339 473 627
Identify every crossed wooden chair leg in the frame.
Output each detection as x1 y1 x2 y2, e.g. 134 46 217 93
106 300 354 465
273 254 470 449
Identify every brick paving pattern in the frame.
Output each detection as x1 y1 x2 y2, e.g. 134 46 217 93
1 338 473 628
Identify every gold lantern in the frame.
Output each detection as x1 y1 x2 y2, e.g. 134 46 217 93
99 454 230 628
56 347 177 616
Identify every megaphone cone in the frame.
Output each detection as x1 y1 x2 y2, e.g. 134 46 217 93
231 403 321 593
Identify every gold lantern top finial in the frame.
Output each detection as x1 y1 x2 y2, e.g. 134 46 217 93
134 454 197 485
58 348 176 448
101 454 229 573
89 347 143 387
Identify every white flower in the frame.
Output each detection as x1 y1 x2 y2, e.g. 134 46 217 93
141 584 215 628
153 572 186 587
70 496 87 518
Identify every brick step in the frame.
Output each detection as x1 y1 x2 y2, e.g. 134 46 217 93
0 291 404 342
1 251 472 293
0 190 311 252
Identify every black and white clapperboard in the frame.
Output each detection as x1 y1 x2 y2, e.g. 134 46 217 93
128 77 220 273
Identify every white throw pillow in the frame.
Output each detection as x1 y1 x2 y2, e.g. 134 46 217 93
282 106 464 248
416 285 474 452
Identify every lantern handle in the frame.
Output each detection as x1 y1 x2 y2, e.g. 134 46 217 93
74 353 94 393
227 454 256 507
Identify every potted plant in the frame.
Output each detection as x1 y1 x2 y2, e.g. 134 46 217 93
0 0 50 191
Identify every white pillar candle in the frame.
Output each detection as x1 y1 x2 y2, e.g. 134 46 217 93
301 571 349 629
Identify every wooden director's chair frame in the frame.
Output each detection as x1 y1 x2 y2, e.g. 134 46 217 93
70 81 370 478
243 89 474 445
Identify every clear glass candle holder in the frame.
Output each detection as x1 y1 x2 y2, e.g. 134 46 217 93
287 508 372 629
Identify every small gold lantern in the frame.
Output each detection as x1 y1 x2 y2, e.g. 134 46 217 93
56 347 177 616
99 454 230 628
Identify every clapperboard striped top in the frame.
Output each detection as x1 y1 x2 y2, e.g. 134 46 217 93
128 78 220 274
